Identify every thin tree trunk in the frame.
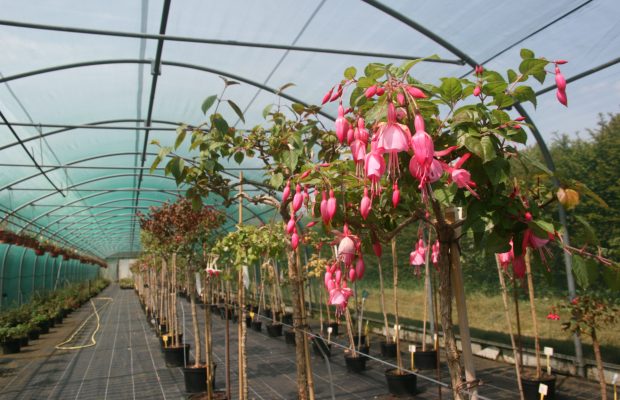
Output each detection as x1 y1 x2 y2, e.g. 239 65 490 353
377 257 391 344
496 255 525 400
189 266 202 367
204 272 214 400
437 228 464 400
297 250 315 400
591 328 608 400
287 247 309 400
524 249 542 378
172 253 178 347
391 239 403 372
224 280 231 400
513 278 523 371
422 228 431 351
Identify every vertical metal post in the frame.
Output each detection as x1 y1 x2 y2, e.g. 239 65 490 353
17 247 27 306
0 245 12 311
32 250 38 296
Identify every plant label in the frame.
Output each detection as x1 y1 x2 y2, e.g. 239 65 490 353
408 345 415 353
612 373 618 384
327 327 333 334
544 346 554 356
538 383 548 395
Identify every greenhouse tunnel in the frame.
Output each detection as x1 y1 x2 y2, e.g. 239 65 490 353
0 0 619 399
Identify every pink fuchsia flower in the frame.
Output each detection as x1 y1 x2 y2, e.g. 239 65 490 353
327 189 337 220
409 239 426 266
431 240 440 265
512 255 526 278
447 153 479 198
473 85 481 97
365 141 386 195
355 257 365 280
291 230 300 250
556 89 567 107
555 65 568 107
348 267 357 282
286 214 296 234
411 130 434 169
364 85 377 98
320 191 329 224
281 180 291 203
355 118 369 143
376 103 411 178
338 226 357 267
360 187 371 220
372 241 382 258
292 183 303 211
414 113 425 133
335 105 350 144
546 307 560 321
406 86 426 99
350 139 367 177
329 284 353 315
396 92 405 106
392 183 400 208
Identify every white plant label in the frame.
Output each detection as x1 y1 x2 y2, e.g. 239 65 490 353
538 383 548 395
408 345 415 353
327 327 333 334
544 346 554 356
612 373 618 384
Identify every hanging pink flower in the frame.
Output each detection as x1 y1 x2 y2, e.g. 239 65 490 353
355 118 369 143
291 230 300 250
375 103 411 178
365 85 377 98
414 113 425 133
347 127 355 145
512 255 526 278
292 184 303 211
409 239 426 266
355 257 365 280
360 187 371 220
350 139 367 177
365 141 386 195
392 183 400 208
411 130 434 170
329 285 353 314
473 85 481 97
431 240 440 265
286 214 296 234
406 86 426 99
281 180 291 203
338 236 356 266
327 189 337 220
373 241 382 258
320 190 329 224
335 105 350 144
447 153 479 198
348 267 357 282
555 65 568 107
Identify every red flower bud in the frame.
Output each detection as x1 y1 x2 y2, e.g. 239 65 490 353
376 86 385 96
322 88 333 105
473 85 481 97
364 85 377 98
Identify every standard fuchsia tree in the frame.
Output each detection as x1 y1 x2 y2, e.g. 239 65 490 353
305 50 573 399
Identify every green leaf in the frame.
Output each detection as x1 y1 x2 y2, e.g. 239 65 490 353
513 86 537 107
344 66 357 80
573 181 609 208
213 116 229 134
201 95 218 115
519 152 553 176
276 82 295 94
493 93 515 109
291 103 305 115
485 231 512 254
572 254 599 289
233 151 244 165
480 136 496 163
507 69 518 83
282 150 299 172
463 136 483 158
520 48 535 59
518 58 548 77
601 266 620 291
529 219 555 236
440 77 462 103
484 158 509 186
269 172 284 189
227 100 245 123
262 104 274 118
174 126 187 150
150 155 162 174
357 76 375 89
191 195 203 211
574 215 598 244
433 185 456 205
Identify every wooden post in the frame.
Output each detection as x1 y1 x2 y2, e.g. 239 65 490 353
496 255 525 400
525 248 542 378
238 172 248 399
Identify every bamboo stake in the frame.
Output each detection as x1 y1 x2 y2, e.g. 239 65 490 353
376 256 390 344
238 172 247 400
422 227 431 351
297 249 315 400
524 248 542 378
391 239 403 372
496 255 525 400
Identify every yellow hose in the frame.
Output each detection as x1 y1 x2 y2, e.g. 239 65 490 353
55 297 113 350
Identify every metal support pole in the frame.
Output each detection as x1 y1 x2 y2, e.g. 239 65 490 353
0 245 12 311
17 247 27 306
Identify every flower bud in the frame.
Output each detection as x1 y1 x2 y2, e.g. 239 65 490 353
557 188 579 210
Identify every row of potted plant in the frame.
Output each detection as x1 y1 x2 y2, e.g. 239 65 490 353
0 278 109 354
0 227 106 267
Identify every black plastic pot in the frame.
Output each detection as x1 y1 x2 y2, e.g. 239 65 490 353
161 333 183 348
158 324 167 335
385 368 417 396
282 313 293 325
245 316 252 328
311 337 331 358
1 339 21 354
266 323 283 337
380 341 397 358
344 354 367 373
521 374 556 400
284 329 296 345
262 309 272 319
251 321 262 332
53 314 63 324
352 334 366 346
210 304 219 313
28 329 40 341
19 336 28 347
327 322 339 336
163 344 191 367
183 364 217 393
38 320 50 334
415 349 438 370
